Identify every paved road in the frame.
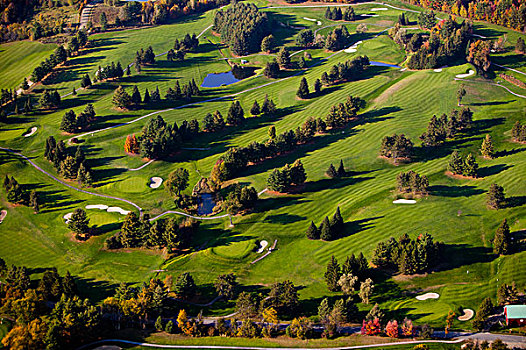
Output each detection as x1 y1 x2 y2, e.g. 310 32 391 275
79 338 466 350
0 146 143 213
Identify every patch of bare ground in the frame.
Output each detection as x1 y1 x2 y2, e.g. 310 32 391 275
444 171 480 180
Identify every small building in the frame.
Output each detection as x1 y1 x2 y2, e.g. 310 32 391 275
504 305 526 326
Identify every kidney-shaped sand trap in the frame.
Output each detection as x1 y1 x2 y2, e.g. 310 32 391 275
416 292 440 300
150 177 163 189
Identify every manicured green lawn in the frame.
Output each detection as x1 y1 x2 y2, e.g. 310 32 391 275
0 40 57 90
0 0 524 329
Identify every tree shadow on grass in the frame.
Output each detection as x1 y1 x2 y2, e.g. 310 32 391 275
505 196 526 209
496 147 526 158
341 216 383 239
263 213 306 224
469 100 514 107
478 164 513 178
413 136 480 162
429 185 485 198
302 175 375 194
35 189 85 213
464 117 505 137
76 277 120 303
433 244 495 272
252 196 312 215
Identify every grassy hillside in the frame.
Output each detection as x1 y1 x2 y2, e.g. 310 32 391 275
0 0 524 330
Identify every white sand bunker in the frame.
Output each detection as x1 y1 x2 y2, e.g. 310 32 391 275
456 70 475 79
434 68 443 72
86 204 109 210
371 7 388 11
107 207 131 215
393 199 416 204
150 177 163 189
0 210 7 223
400 68 407 72
458 309 474 321
303 17 322 25
416 292 440 300
345 41 362 53
63 212 73 223
257 240 269 253
361 14 379 17
23 127 37 137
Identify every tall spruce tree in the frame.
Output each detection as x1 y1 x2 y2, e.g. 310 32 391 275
480 134 495 158
320 216 333 241
493 218 511 255
306 221 319 240
487 183 505 209
324 256 341 292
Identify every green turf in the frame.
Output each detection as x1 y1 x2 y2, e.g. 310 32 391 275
0 0 524 330
0 40 57 90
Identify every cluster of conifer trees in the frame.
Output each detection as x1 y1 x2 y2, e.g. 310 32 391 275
404 16 472 69
326 160 347 178
165 79 201 102
320 56 370 85
371 233 443 275
213 2 270 55
136 115 199 159
380 134 414 161
324 25 352 51
105 212 199 250
267 160 307 193
60 104 96 133
31 31 88 82
44 136 93 186
306 207 345 241
211 116 319 183
396 171 429 195
3 175 40 213
94 61 125 81
448 150 479 177
325 95 366 128
135 46 156 67
324 7 356 21
419 108 473 147
173 33 199 52
38 89 61 109
222 184 258 215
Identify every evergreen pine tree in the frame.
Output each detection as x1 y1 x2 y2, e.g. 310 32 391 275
306 221 319 240
67 208 90 238
337 159 346 177
143 88 150 104
268 125 276 139
480 134 495 158
324 255 341 292
314 79 322 94
487 183 505 209
447 150 464 175
296 77 309 99
326 164 337 178
330 206 344 235
493 218 511 255
250 100 260 116
29 190 39 213
320 216 333 241
131 86 142 106
112 86 131 109
462 153 478 178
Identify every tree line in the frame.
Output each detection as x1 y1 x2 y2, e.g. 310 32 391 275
305 207 346 241
3 175 40 213
371 233 443 275
59 103 97 133
325 7 356 21
105 212 199 251
405 0 526 32
267 160 307 193
320 56 370 86
213 2 270 55
31 30 88 83
44 136 94 186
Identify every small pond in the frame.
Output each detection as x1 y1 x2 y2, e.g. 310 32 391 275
369 61 401 69
197 193 216 216
201 71 240 88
